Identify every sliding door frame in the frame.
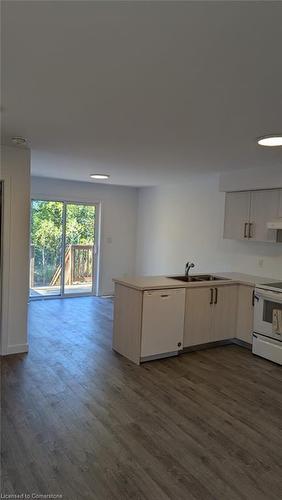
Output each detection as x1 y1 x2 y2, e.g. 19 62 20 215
30 198 101 300
61 200 99 298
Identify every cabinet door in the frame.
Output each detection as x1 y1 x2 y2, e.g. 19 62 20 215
249 190 280 242
183 287 213 347
224 191 251 240
212 286 238 341
236 285 254 344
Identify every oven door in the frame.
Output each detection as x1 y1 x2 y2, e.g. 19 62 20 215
254 289 282 341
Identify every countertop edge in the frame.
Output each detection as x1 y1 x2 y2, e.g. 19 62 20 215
112 273 273 291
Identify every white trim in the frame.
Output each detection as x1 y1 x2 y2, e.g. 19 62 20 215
0 177 12 355
61 202 67 295
6 343 29 355
95 201 102 296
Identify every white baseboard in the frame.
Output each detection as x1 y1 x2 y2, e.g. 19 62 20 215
5 343 29 355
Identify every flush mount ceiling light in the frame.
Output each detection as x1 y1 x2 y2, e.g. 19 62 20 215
257 135 282 147
11 136 27 146
90 174 110 180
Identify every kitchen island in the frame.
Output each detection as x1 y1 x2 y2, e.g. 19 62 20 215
112 272 276 364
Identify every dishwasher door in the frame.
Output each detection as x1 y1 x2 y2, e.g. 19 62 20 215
141 288 185 359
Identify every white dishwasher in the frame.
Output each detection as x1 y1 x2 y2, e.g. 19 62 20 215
141 288 185 360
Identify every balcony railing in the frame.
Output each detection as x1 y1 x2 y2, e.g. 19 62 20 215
30 244 93 287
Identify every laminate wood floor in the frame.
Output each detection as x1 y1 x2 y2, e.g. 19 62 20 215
1 297 282 499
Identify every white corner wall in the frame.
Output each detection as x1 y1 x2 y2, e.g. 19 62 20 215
136 173 282 280
31 177 138 295
0 146 30 355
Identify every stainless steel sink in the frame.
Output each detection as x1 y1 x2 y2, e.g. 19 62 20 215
167 274 229 282
166 275 199 282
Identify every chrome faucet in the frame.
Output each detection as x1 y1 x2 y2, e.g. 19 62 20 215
185 261 195 277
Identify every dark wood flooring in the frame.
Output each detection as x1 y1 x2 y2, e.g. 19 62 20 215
1 296 282 499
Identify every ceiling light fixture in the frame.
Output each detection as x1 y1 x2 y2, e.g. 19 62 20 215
11 136 27 146
90 174 110 180
257 135 282 147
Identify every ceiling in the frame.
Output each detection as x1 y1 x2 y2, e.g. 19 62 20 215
2 1 282 186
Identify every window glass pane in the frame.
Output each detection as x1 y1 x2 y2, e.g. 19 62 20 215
30 200 63 297
263 300 282 324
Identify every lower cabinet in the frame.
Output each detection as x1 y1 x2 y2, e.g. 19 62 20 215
113 281 254 365
184 285 238 347
183 287 213 347
212 285 238 341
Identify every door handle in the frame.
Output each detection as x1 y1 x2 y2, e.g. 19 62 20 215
244 222 248 238
252 291 260 306
248 223 253 239
214 288 218 305
210 288 214 305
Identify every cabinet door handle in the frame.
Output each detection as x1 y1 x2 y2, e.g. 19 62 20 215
244 222 248 238
248 223 253 239
210 288 214 305
214 287 218 305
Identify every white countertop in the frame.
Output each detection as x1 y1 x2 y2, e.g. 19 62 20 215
113 272 277 291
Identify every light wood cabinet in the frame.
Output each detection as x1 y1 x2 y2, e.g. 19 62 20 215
224 188 281 242
184 285 238 347
113 284 143 365
113 281 254 364
236 285 254 344
184 287 213 347
249 190 280 242
211 286 238 341
224 191 251 240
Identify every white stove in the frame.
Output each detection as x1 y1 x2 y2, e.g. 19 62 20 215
255 282 282 293
253 282 282 365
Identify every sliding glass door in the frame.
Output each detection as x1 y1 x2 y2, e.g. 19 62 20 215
64 204 95 295
30 200 97 298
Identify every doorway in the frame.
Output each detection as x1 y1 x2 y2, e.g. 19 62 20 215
30 200 99 298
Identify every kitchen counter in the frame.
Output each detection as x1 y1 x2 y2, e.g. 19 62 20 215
113 272 277 291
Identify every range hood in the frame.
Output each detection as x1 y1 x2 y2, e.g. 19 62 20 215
267 218 282 230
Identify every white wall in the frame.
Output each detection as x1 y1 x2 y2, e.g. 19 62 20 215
0 146 30 355
31 177 138 295
136 173 282 280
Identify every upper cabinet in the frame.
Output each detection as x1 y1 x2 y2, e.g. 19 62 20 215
224 189 281 242
224 191 251 240
249 190 280 242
